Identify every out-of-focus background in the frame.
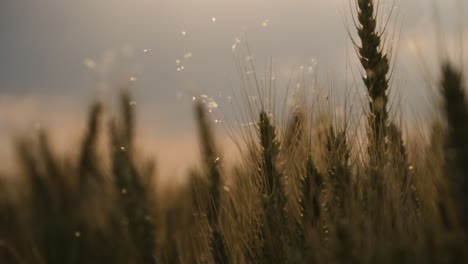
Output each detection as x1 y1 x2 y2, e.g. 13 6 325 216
0 0 466 176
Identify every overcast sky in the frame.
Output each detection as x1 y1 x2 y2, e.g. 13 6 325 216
0 0 467 175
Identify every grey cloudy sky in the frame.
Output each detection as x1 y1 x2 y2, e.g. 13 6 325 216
0 0 467 175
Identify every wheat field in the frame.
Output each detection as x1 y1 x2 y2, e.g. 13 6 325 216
0 0 467 263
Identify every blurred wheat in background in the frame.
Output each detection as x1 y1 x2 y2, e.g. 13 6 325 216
0 0 468 263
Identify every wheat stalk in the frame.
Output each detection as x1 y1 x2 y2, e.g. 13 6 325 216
194 101 229 264
441 63 468 234
355 0 391 159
